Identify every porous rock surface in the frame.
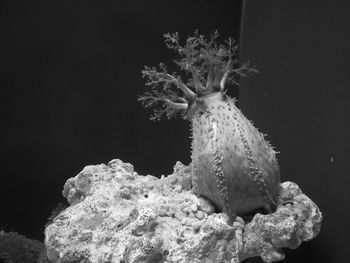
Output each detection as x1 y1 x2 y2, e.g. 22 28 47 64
45 159 322 263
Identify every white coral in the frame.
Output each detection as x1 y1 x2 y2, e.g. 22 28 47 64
45 159 322 263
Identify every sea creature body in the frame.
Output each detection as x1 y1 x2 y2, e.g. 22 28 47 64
189 92 280 220
139 31 280 221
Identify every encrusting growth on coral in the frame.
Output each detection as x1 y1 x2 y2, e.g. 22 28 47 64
139 31 280 222
0 230 45 262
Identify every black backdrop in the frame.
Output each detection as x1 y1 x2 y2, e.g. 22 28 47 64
1 1 350 262
0 0 241 240
241 1 350 263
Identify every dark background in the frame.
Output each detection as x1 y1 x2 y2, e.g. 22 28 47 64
1 1 349 262
0 0 242 240
240 1 350 262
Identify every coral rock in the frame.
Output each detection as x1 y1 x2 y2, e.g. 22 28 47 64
45 159 322 263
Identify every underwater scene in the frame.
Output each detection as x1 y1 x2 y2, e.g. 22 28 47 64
2 0 349 262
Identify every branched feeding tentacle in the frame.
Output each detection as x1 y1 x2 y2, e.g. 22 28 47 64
138 89 188 121
206 64 215 91
190 68 206 94
142 64 196 99
139 31 281 228
140 30 258 121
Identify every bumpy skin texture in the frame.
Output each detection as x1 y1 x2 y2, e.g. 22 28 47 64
139 32 281 222
189 92 280 219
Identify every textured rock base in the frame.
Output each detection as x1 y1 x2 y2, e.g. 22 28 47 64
45 159 322 263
